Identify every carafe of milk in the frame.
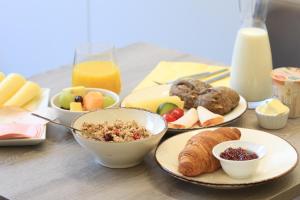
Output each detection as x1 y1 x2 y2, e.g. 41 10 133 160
230 0 272 108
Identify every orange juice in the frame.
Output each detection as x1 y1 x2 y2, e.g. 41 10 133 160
72 61 121 94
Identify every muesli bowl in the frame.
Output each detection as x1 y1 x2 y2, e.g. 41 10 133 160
71 108 168 168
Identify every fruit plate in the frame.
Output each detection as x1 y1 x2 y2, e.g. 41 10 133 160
0 88 51 146
155 128 298 189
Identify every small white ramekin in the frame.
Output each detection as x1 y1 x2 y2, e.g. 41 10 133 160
213 140 266 179
255 106 289 130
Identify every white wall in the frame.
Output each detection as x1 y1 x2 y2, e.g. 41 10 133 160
0 0 240 77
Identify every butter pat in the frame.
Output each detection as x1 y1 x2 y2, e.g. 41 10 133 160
257 99 289 116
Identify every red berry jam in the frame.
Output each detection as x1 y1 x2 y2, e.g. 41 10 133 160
220 147 258 161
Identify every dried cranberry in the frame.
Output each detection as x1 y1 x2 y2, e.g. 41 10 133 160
113 129 120 136
133 133 141 140
104 134 113 141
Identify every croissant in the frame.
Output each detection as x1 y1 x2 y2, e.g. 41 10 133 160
178 127 241 177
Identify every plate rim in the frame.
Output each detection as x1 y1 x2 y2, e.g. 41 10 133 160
154 127 299 188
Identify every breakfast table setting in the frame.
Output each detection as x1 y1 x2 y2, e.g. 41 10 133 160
1 0 300 199
0 42 299 200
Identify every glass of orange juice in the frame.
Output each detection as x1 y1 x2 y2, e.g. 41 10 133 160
72 44 121 94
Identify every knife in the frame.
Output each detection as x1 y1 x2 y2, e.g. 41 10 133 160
153 68 229 85
205 71 230 84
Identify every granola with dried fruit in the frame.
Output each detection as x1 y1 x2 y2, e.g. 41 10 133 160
80 120 151 142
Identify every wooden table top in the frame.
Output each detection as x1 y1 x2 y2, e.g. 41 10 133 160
0 43 299 200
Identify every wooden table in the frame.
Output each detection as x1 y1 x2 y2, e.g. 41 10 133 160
1 43 300 200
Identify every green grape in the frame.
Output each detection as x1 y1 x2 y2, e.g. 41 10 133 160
63 86 86 97
59 91 74 109
103 95 115 108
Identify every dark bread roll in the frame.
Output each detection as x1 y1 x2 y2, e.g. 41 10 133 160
169 79 211 109
196 86 240 115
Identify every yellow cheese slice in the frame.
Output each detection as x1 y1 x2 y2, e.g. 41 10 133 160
0 72 5 82
0 73 26 106
4 81 41 107
122 84 184 112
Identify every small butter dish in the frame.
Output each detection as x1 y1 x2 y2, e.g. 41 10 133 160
255 99 289 129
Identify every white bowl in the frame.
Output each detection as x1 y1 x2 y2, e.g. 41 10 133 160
212 140 266 179
255 106 289 130
50 88 120 125
71 108 168 168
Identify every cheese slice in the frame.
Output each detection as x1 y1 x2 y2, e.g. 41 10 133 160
0 73 26 106
197 106 224 127
122 84 184 112
0 72 5 82
4 81 41 107
169 108 199 129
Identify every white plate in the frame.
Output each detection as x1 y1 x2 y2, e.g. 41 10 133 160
155 128 298 189
122 84 247 133
0 88 50 146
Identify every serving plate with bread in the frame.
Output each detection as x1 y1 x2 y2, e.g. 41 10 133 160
155 127 298 189
122 79 247 133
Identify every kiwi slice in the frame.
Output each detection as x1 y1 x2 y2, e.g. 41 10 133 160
156 102 178 115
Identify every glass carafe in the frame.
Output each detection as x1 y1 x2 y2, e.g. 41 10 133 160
230 0 272 108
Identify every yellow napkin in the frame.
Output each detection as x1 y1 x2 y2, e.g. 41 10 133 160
133 61 230 91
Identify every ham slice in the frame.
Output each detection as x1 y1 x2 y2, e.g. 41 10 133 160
0 107 48 140
197 106 224 127
0 123 43 139
169 108 199 129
